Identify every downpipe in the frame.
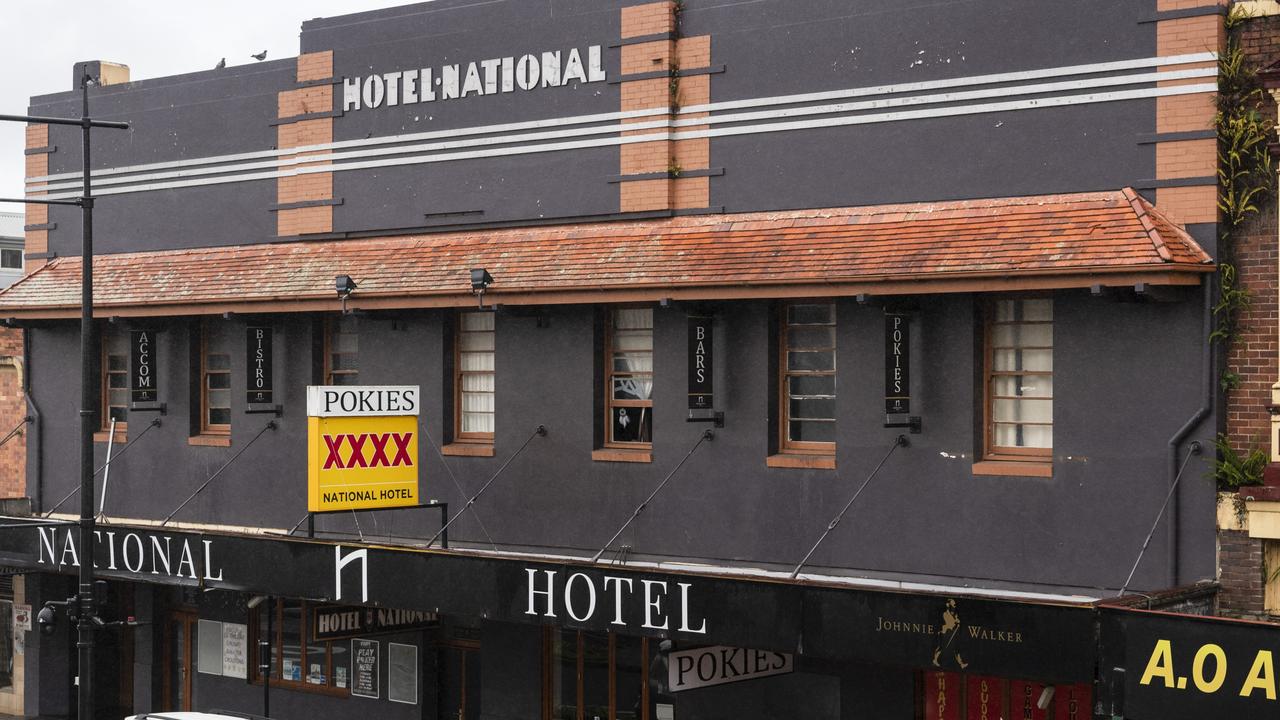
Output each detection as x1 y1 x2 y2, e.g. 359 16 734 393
1166 277 1215 587
22 329 41 514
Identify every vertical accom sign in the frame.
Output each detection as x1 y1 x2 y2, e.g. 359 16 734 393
307 386 420 512
130 330 158 404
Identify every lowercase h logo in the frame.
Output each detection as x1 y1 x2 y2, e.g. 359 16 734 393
334 546 369 602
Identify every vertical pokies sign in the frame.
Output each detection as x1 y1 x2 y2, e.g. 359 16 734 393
307 386 421 512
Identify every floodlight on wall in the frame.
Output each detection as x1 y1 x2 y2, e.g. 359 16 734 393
471 268 494 308
335 275 358 314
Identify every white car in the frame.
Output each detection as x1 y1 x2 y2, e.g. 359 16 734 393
124 707 270 712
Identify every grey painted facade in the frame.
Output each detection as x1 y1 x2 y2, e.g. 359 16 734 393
11 1 1221 718
29 0 1175 254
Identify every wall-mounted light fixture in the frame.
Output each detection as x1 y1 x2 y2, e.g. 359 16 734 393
471 268 494 308
335 275 358 314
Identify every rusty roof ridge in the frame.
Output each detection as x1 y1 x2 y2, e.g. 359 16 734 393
1131 188 1208 263
1121 187 1175 263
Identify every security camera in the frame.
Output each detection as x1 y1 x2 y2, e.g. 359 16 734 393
37 605 56 636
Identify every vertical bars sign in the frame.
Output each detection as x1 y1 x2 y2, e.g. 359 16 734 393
688 315 713 410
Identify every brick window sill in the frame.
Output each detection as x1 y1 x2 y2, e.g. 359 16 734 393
189 435 232 448
971 460 1052 478
441 442 495 457
767 454 836 470
592 448 652 464
93 430 127 444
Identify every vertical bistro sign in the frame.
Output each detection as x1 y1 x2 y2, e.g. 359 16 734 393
885 314 910 416
688 316 713 410
307 386 421 512
246 327 273 404
130 330 158 404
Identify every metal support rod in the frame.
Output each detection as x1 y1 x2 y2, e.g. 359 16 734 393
1120 441 1203 595
97 418 116 517
422 427 497 550
351 510 364 542
161 420 277 526
0 197 83 207
0 416 31 449
0 112 128 129
290 502 448 547
791 435 908 579
425 425 547 549
592 428 715 563
43 417 160 517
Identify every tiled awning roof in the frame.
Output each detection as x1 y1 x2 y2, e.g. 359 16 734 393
0 188 1212 318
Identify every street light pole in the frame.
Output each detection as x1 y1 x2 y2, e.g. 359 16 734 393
0 74 129 720
76 74 97 720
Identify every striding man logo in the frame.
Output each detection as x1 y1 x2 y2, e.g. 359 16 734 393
932 599 969 670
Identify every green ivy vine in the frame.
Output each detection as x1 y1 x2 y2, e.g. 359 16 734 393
1213 7 1276 489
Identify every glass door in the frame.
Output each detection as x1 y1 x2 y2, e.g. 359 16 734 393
162 612 198 712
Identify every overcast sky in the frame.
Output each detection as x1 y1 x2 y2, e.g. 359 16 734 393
0 1 409 210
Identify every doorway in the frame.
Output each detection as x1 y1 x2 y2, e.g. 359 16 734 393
162 611 198 712
438 639 481 720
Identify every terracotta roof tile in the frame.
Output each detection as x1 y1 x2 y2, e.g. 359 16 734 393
0 189 1213 317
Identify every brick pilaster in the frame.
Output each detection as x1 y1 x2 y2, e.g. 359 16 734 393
1151 1 1225 226
617 2 712 213
23 124 50 271
0 328 26 501
276 51 335 237
1219 528 1267 618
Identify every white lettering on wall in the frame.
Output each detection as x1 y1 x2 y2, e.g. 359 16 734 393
522 568 708 635
345 44 607 112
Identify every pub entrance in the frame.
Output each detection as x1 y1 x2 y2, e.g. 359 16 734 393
161 610 198 712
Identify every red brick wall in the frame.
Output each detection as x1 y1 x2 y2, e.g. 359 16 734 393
1225 199 1278 449
1218 13 1280 623
1218 529 1265 617
1224 14 1280 451
0 328 26 499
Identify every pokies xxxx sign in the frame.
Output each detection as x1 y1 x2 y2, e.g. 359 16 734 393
307 386 421 512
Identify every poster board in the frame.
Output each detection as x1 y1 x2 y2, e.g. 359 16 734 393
388 642 417 704
197 620 224 675
222 623 248 679
352 638 380 699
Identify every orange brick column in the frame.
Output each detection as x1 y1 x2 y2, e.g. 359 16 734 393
276 51 336 237
0 328 26 501
1152 1 1227 226
618 2 712 213
23 124 50 271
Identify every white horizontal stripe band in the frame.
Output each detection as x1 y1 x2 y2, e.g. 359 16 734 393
31 67 1217 194
37 83 1215 200
680 51 1217 114
27 51 1217 187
